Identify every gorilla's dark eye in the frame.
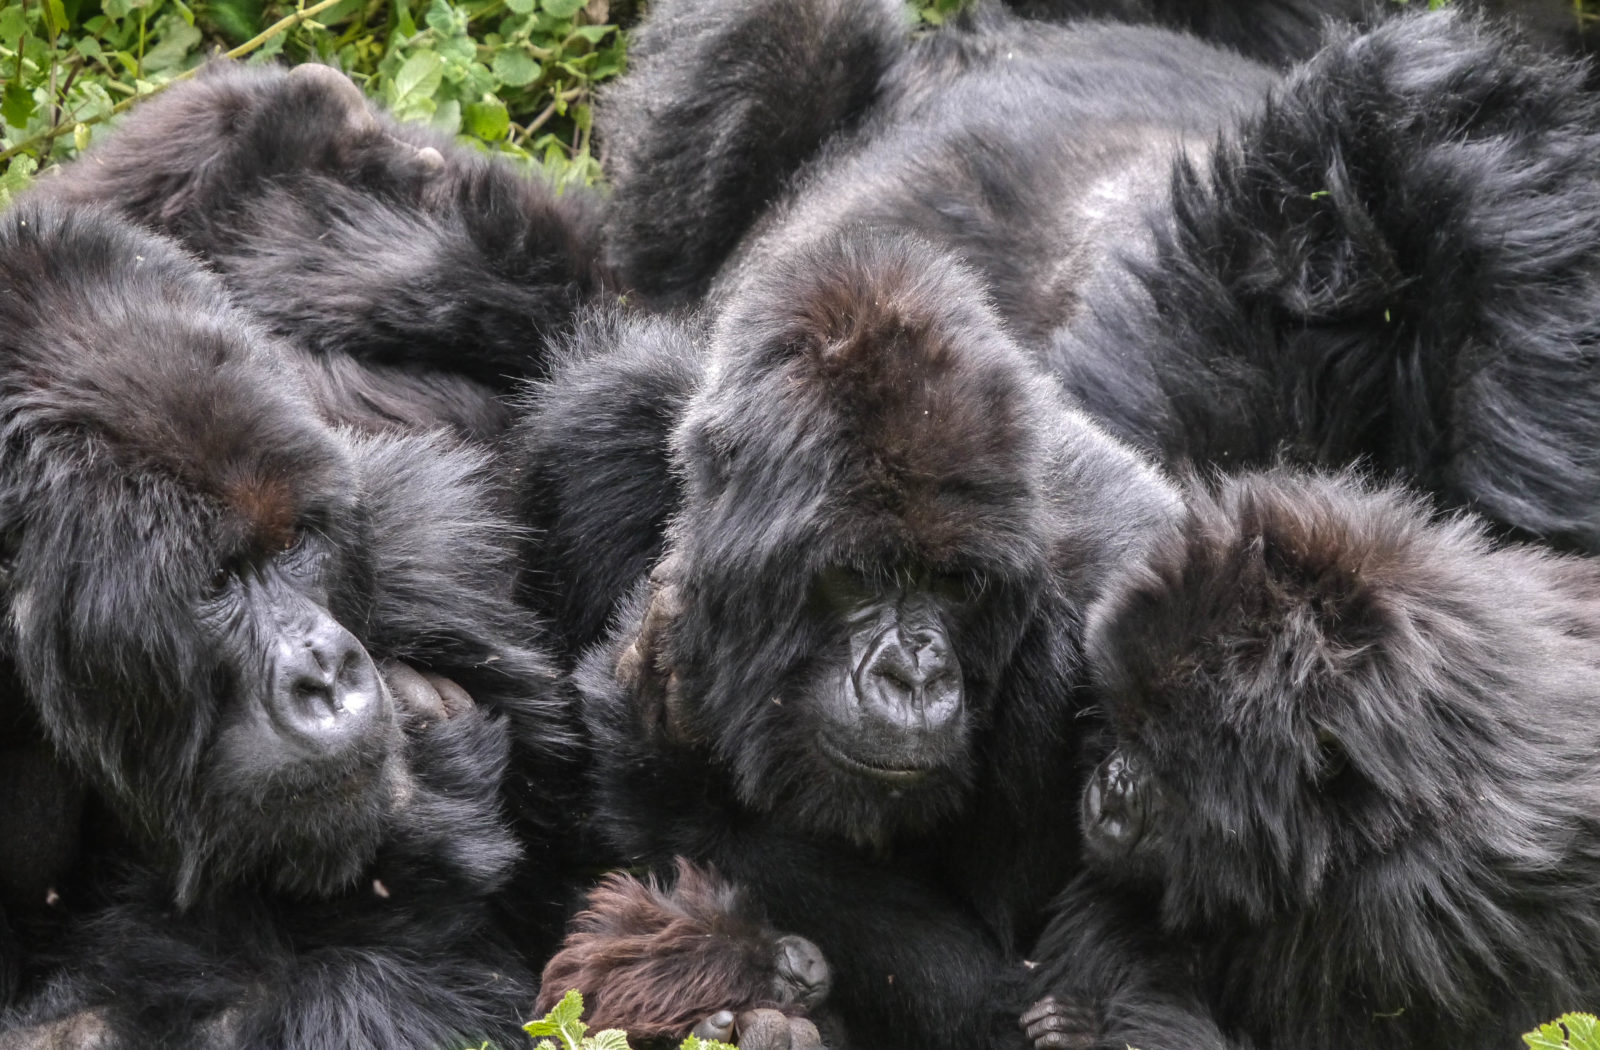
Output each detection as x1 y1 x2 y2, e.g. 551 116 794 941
278 527 304 554
1315 726 1347 781
930 569 973 604
205 563 234 600
0 529 19 588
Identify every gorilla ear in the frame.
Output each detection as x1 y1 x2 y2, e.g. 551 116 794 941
616 553 693 743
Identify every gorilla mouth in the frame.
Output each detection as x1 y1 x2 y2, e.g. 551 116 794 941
817 735 934 784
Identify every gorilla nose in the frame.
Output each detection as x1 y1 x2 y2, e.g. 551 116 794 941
271 618 387 756
773 934 831 1010
858 625 963 731
1083 750 1147 853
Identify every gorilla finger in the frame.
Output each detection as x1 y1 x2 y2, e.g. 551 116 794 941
1034 1032 1095 1050
734 1009 792 1050
785 1017 823 1050
420 671 475 717
380 660 448 722
691 1010 736 1043
286 63 379 136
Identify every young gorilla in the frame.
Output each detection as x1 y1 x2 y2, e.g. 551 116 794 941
518 230 1182 1050
0 202 579 1049
32 60 611 438
1022 470 1600 1050
599 1 1600 551
538 860 831 1048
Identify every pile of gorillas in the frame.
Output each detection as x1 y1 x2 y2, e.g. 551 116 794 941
4 1 1600 1048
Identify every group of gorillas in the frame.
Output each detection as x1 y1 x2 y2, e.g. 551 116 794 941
4 0 1600 1047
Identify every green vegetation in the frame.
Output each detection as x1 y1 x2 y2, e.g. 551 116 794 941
522 990 737 1050
0 0 626 205
1528 1013 1600 1050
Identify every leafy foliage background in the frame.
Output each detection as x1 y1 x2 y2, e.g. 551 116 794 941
0 0 631 204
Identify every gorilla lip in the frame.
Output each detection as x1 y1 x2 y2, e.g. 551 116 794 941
817 734 933 784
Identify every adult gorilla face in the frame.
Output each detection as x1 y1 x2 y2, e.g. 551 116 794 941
0 204 415 904
616 231 1061 847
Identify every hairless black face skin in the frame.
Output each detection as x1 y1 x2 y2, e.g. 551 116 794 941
810 566 970 782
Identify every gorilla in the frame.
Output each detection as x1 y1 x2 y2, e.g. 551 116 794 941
0 201 579 1049
599 1 1600 550
34 60 611 439
1003 0 1598 70
538 860 831 1048
510 4 1600 1048
515 229 1182 1050
1022 469 1600 1050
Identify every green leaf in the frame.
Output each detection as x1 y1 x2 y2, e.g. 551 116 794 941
569 23 612 42
463 97 508 140
0 83 36 130
201 0 263 43
505 0 535 12
679 1037 738 1050
0 3 31 48
392 48 443 104
424 0 465 35
542 0 584 17
394 0 416 38
0 154 39 209
491 47 540 86
430 95 460 133
589 1030 631 1050
141 17 201 71
524 989 587 1050
1525 1015 1600 1050
42 0 71 38
72 120 91 150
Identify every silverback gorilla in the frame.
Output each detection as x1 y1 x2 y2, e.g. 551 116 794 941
0 202 578 1049
512 4 1600 1049
1023 470 1600 1050
519 233 1182 1050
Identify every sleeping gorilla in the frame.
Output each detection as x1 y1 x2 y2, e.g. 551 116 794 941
1022 470 1600 1050
517 231 1182 1050
538 860 831 1048
0 202 578 1049
32 60 611 439
599 1 1600 551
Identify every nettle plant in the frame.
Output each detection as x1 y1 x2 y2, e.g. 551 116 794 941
0 0 625 204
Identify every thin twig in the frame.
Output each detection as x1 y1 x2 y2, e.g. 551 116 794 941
0 0 344 167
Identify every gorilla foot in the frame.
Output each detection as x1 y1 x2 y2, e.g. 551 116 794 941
692 1008 821 1050
1021 995 1097 1050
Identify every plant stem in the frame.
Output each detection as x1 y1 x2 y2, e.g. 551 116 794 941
0 0 344 166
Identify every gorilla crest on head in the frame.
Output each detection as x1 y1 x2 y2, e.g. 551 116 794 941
620 230 1058 849
0 204 406 906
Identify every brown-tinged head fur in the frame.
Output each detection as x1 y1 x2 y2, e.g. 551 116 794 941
538 860 789 1039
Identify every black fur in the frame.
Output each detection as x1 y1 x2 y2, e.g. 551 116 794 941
1026 469 1600 1050
532 228 1180 1050
597 0 910 305
0 202 578 1049
597 3 1600 551
34 61 611 436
